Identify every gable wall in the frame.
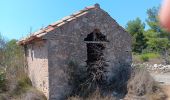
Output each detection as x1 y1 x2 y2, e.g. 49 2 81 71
26 40 49 98
45 8 132 100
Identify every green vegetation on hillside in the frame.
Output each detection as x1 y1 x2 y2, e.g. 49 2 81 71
0 36 46 100
126 6 170 63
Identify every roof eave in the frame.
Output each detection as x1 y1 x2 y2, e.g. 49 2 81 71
18 3 101 46
17 35 44 46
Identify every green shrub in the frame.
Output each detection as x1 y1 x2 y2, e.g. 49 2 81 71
14 75 32 95
140 54 149 62
139 53 160 62
144 53 160 59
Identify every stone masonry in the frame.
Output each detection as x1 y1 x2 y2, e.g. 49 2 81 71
18 4 132 100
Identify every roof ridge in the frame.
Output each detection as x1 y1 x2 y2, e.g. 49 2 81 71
50 5 97 27
18 4 100 45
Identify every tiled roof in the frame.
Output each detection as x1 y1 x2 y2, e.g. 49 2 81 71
18 4 100 45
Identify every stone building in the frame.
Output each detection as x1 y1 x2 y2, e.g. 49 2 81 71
18 4 132 100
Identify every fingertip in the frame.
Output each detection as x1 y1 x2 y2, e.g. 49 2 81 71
159 0 170 31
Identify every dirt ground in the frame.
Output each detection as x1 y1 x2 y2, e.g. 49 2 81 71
163 85 170 100
151 73 170 100
151 73 170 85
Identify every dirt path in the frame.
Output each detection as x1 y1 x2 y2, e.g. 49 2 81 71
151 73 170 85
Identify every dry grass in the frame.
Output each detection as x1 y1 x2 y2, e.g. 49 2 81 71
127 66 167 100
68 90 116 100
162 85 170 100
15 88 47 100
67 61 131 99
0 75 47 100
68 62 167 100
127 67 155 96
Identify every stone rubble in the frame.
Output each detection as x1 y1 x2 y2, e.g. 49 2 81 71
132 63 170 73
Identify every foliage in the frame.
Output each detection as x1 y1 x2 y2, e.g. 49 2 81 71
0 34 6 49
144 53 160 58
14 75 32 95
145 7 170 38
144 29 158 39
0 69 7 92
5 39 24 67
0 34 46 99
127 6 170 62
146 7 160 32
140 54 149 62
126 18 145 36
147 38 170 53
134 53 160 62
126 18 148 53
140 7 170 65
145 7 170 55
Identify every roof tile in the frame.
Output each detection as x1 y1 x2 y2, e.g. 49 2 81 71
18 4 98 45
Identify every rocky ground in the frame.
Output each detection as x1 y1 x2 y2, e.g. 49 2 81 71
133 63 170 73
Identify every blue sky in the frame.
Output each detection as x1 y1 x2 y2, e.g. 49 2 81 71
0 0 161 40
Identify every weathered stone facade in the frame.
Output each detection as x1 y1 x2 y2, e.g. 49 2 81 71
25 40 49 97
19 4 132 100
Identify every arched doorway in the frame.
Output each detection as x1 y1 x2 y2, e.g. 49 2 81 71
84 29 109 85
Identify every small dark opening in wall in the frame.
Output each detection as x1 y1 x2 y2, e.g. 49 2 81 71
84 29 108 41
24 45 29 57
31 44 34 61
84 29 109 86
84 29 108 63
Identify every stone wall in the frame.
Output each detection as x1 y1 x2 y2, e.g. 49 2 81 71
45 7 132 100
26 40 49 98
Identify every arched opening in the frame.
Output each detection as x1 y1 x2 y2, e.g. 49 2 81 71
84 29 109 86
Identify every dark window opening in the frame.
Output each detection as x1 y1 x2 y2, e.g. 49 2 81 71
84 29 109 86
24 45 29 57
84 29 108 42
31 44 34 61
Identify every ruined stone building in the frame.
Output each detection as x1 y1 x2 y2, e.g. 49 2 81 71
18 4 132 100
